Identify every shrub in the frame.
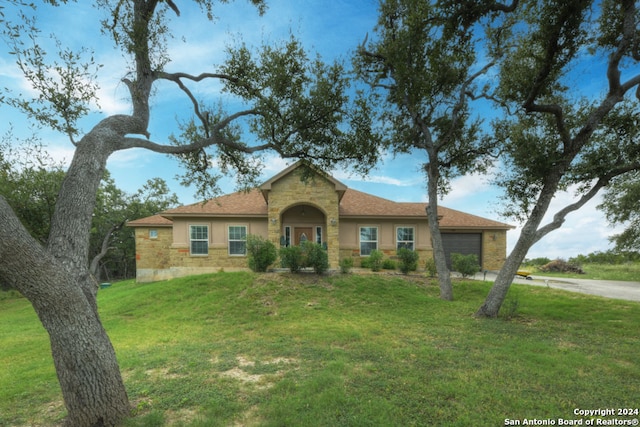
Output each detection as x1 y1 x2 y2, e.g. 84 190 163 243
339 257 354 274
451 253 480 278
540 259 584 274
279 242 328 274
360 256 372 269
523 257 551 267
397 248 419 274
279 246 304 273
303 241 329 275
382 259 397 270
368 250 384 272
246 235 277 272
424 258 437 277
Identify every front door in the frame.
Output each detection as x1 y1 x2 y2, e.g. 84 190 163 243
294 227 313 246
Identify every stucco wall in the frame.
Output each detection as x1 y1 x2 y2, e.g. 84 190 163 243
170 218 268 245
337 218 431 268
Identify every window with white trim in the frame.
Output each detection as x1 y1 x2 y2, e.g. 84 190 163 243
149 229 158 239
190 225 209 255
316 226 323 244
228 225 247 256
359 226 378 256
396 227 415 250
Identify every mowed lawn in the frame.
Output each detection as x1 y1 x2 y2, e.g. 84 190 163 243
1 272 639 426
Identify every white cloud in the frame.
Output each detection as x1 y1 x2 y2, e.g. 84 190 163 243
441 168 495 204
510 186 617 259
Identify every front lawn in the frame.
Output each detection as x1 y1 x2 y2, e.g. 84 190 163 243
1 272 638 426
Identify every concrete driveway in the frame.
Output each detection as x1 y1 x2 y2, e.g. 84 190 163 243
473 271 640 302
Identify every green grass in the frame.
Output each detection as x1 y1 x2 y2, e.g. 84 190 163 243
1 272 639 426
527 262 640 281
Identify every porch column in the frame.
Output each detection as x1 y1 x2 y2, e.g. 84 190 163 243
326 215 339 269
268 206 281 248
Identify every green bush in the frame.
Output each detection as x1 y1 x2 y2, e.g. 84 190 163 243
360 256 371 269
246 235 277 272
451 253 480 278
424 258 437 277
302 241 329 275
279 246 304 273
523 257 551 267
382 259 397 270
339 257 354 274
368 250 384 272
279 242 328 274
397 248 419 274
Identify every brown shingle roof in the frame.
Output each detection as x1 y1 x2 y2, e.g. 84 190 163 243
160 189 268 218
339 189 425 217
126 214 173 227
437 205 511 229
340 189 511 229
127 186 511 230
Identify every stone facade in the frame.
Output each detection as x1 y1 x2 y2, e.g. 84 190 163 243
134 227 173 282
128 162 512 282
265 168 341 269
482 230 508 271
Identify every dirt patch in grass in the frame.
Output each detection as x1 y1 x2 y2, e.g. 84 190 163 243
216 355 298 390
145 367 185 380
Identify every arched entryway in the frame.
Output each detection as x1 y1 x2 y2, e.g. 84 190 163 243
280 204 326 247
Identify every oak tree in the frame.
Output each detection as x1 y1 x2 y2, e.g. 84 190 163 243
476 0 640 317
354 0 512 300
0 1 379 425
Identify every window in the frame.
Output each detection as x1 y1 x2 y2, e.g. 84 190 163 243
396 227 415 250
149 229 158 239
228 225 247 256
315 226 323 244
359 226 378 256
284 226 291 247
190 225 208 255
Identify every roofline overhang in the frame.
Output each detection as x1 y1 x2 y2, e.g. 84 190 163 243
126 222 173 227
161 213 268 220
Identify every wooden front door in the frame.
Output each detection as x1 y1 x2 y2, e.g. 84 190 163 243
294 227 313 246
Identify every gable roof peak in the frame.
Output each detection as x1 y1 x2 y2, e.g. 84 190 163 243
259 160 348 202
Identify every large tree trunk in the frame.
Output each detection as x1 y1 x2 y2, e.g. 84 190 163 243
0 130 132 425
0 197 130 426
475 175 560 317
475 224 536 317
425 162 453 300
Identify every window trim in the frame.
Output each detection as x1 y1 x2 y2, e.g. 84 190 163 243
189 224 209 256
149 229 158 239
315 226 323 244
359 226 378 256
228 225 247 256
396 226 415 251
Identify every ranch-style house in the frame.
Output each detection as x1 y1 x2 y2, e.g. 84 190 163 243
127 161 512 282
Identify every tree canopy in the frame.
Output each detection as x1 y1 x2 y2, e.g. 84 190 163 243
354 0 508 300
475 0 640 317
0 1 382 425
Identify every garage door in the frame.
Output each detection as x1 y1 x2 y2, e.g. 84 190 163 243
441 233 482 269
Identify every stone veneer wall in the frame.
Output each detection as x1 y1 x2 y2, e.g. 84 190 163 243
134 227 174 282
482 230 508 271
339 248 434 269
266 169 341 268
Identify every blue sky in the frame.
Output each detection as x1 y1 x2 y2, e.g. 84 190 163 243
0 0 626 260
